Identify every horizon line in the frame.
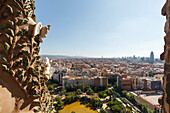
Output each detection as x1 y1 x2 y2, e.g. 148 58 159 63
40 54 160 59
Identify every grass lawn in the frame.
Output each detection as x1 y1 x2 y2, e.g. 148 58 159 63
59 101 98 113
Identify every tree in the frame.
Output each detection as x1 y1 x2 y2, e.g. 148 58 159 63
142 105 148 113
94 87 97 92
121 108 132 113
113 81 117 88
103 93 107 98
107 100 124 110
85 86 91 92
90 95 103 109
111 105 122 113
126 93 136 102
70 84 74 91
76 89 82 95
97 86 106 91
55 97 64 110
73 84 77 90
105 89 113 96
65 84 70 91
98 91 107 98
86 88 94 95
122 91 127 97
77 83 85 92
65 95 75 104
107 101 115 107
137 103 149 113
48 85 54 90
53 83 58 87
108 84 112 88
98 91 103 98
116 87 123 93
129 93 136 102
65 91 76 104
58 89 66 96
100 109 108 113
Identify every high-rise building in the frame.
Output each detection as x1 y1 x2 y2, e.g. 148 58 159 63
150 51 154 64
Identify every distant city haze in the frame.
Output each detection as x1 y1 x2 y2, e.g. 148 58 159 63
35 0 165 58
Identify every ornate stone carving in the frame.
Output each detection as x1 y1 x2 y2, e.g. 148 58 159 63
0 0 55 112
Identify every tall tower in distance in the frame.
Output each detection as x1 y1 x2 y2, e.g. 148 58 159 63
150 51 154 64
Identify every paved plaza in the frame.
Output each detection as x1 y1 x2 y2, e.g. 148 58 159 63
140 94 162 105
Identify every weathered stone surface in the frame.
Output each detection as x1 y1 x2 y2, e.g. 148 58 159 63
161 0 170 112
0 86 15 113
164 47 170 64
164 63 170 71
0 0 55 112
159 96 163 105
165 21 169 33
166 74 170 104
160 52 165 60
162 2 167 16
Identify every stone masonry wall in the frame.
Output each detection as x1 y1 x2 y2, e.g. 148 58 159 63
160 0 170 112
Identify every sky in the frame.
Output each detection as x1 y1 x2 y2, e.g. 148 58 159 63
35 0 166 58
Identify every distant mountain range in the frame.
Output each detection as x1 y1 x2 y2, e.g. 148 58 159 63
40 55 89 59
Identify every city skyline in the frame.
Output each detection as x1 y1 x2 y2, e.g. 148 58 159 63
35 0 165 58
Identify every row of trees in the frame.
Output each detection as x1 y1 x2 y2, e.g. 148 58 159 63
100 109 108 113
121 91 153 113
54 97 64 111
107 97 124 113
89 95 103 109
54 83 106 112
98 89 114 98
65 83 106 93
48 83 107 96
122 91 136 103
65 91 77 104
54 86 102 111
47 83 58 90
137 103 153 113
58 84 85 96
86 87 94 95
65 84 85 92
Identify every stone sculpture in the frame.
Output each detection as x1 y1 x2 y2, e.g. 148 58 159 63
0 0 55 112
44 57 51 80
160 0 170 113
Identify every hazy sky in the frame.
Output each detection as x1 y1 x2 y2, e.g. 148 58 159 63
35 0 166 58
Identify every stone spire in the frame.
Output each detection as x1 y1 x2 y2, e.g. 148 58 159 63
0 0 55 112
160 0 170 112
